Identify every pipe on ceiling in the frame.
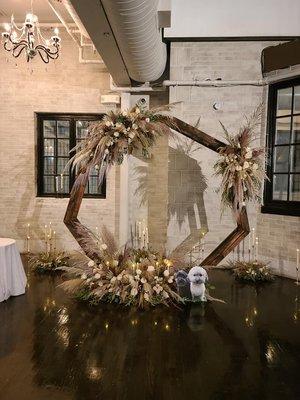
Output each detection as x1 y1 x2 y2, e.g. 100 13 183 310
100 0 167 83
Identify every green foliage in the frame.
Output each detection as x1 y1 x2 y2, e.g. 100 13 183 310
29 251 69 274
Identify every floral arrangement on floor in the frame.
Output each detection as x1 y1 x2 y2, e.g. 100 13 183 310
226 260 274 283
59 228 186 308
69 103 172 183
29 251 69 274
214 105 265 214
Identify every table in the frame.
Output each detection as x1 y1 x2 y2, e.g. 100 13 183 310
0 238 27 302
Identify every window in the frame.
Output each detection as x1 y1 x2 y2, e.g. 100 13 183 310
37 113 106 198
262 77 300 216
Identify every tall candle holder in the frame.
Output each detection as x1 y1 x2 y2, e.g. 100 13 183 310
295 249 300 286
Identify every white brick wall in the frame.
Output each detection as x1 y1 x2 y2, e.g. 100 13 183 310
0 32 119 253
168 41 300 278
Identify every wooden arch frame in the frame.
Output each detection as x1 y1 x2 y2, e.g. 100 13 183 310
64 116 250 266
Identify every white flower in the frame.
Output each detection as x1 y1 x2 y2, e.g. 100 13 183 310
104 149 109 155
122 111 128 117
168 276 174 283
114 131 119 138
141 277 147 284
131 288 138 296
245 148 252 159
117 274 123 280
132 123 138 130
243 161 249 169
135 108 140 114
88 260 95 267
147 265 155 272
236 165 242 171
112 259 119 267
144 293 150 301
94 165 99 170
86 278 91 283
163 269 170 277
98 282 103 287
100 243 107 250
162 291 169 299
105 120 112 127
111 277 117 283
136 269 142 275
81 273 87 280
153 284 163 294
145 117 150 123
129 132 135 139
252 163 258 170
115 122 122 128
94 273 101 279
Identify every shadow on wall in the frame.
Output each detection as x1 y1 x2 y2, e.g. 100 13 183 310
168 139 208 254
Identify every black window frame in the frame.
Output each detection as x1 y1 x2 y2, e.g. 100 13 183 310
262 77 300 216
37 113 106 198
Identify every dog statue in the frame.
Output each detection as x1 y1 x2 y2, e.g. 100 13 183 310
175 270 191 299
187 266 208 302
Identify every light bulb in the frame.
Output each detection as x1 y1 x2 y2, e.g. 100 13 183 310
54 27 59 36
4 23 10 32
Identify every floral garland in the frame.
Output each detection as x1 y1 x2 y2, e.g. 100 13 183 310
59 228 185 308
70 104 170 183
229 260 274 283
29 251 69 274
214 106 265 213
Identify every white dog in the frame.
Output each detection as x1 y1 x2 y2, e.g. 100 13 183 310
188 266 208 302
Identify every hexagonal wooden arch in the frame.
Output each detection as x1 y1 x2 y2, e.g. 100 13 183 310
64 115 250 266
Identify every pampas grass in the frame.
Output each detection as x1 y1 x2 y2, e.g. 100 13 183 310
225 259 274 283
29 251 69 274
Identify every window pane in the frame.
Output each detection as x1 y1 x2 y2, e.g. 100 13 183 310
61 175 69 193
294 86 300 114
44 157 55 174
76 120 90 139
88 176 99 194
273 146 290 172
290 174 300 201
44 139 55 156
57 121 70 138
43 120 56 137
272 174 288 201
290 145 300 172
57 158 69 174
292 115 300 143
44 176 55 193
277 87 292 116
275 117 291 145
57 139 69 156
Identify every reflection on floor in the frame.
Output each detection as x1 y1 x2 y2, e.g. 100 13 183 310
1 260 300 400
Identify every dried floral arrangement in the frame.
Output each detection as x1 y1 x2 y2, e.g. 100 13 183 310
59 228 186 309
214 106 265 213
29 251 69 274
226 260 274 283
69 103 171 183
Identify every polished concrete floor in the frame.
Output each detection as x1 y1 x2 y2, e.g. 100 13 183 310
1 262 300 400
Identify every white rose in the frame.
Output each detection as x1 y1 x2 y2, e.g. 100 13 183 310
132 123 138 130
104 149 109 155
252 163 258 170
94 273 101 279
100 243 107 250
122 111 128 117
105 121 112 127
147 265 155 272
136 269 142 275
115 122 122 128
131 288 138 296
98 282 103 287
168 277 174 283
145 117 150 123
111 277 116 283
88 260 95 267
163 269 170 277
114 131 119 138
81 273 87 280
144 293 150 301
135 108 140 114
162 291 169 299
112 259 119 267
243 161 249 169
236 165 242 171
141 277 147 284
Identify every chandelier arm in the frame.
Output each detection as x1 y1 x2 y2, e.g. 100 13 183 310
35 44 60 58
37 48 50 64
12 43 27 58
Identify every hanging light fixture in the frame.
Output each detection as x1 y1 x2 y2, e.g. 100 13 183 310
1 0 61 63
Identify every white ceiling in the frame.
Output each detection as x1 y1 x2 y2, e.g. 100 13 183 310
0 0 72 23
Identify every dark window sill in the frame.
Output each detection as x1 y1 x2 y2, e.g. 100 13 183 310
36 194 106 199
261 204 300 217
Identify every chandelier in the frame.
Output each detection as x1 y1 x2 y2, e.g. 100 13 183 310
1 6 61 63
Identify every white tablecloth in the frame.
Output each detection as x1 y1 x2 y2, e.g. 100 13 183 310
0 238 27 302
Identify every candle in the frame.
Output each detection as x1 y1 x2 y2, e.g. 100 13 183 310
27 223 30 237
53 231 56 250
255 237 259 261
60 174 64 190
55 176 59 192
296 249 300 285
26 235 30 253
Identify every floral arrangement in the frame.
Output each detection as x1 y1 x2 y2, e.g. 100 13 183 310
59 228 186 308
227 260 274 283
70 103 171 183
214 106 265 213
29 251 69 274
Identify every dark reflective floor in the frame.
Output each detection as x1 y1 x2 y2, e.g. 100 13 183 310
1 263 300 400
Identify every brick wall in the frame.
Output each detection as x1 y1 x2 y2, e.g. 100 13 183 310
0 32 118 252
168 41 300 278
